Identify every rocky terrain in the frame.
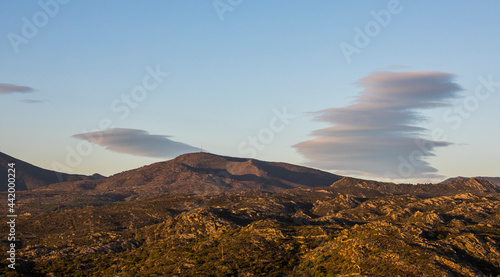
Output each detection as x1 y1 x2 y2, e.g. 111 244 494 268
441 176 500 187
1 152 499 276
9 153 342 215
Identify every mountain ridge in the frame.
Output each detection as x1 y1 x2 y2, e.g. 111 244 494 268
5 151 499 215
327 176 499 197
38 152 343 199
441 176 500 187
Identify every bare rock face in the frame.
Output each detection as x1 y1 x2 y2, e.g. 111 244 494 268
226 160 267 177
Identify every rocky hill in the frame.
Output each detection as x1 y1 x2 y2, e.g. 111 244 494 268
441 176 500 187
15 152 342 209
94 152 342 194
2 181 499 276
326 177 500 197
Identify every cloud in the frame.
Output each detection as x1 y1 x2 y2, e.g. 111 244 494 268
0 83 33 94
72 128 199 158
294 71 462 179
20 99 44 104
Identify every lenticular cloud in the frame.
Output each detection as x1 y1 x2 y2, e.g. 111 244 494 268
294 71 462 179
73 128 198 159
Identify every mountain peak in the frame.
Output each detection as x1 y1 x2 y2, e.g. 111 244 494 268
445 177 499 193
171 152 246 168
36 152 342 200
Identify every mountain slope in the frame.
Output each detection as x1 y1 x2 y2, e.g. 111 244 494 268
35 152 343 200
421 177 500 195
325 177 500 198
0 151 99 191
441 176 500 187
4 181 500 276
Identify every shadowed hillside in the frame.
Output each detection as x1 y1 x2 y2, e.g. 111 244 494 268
21 153 342 205
0 152 101 191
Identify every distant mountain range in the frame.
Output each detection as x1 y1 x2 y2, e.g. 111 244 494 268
327 176 500 197
2 151 499 212
440 176 500 187
2 151 499 197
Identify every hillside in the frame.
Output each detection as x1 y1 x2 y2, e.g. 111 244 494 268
2 181 499 276
0 152 101 191
324 177 500 197
441 176 500 187
96 152 342 193
15 153 342 210
1 152 499 275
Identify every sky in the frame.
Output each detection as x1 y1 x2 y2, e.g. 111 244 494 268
1 0 499 183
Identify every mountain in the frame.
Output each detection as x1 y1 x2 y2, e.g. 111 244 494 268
441 176 500 187
0 151 99 191
35 152 343 201
13 153 499 214
424 177 500 195
3 152 500 275
325 177 500 197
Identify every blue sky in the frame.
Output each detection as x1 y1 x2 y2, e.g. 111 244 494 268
1 0 499 183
